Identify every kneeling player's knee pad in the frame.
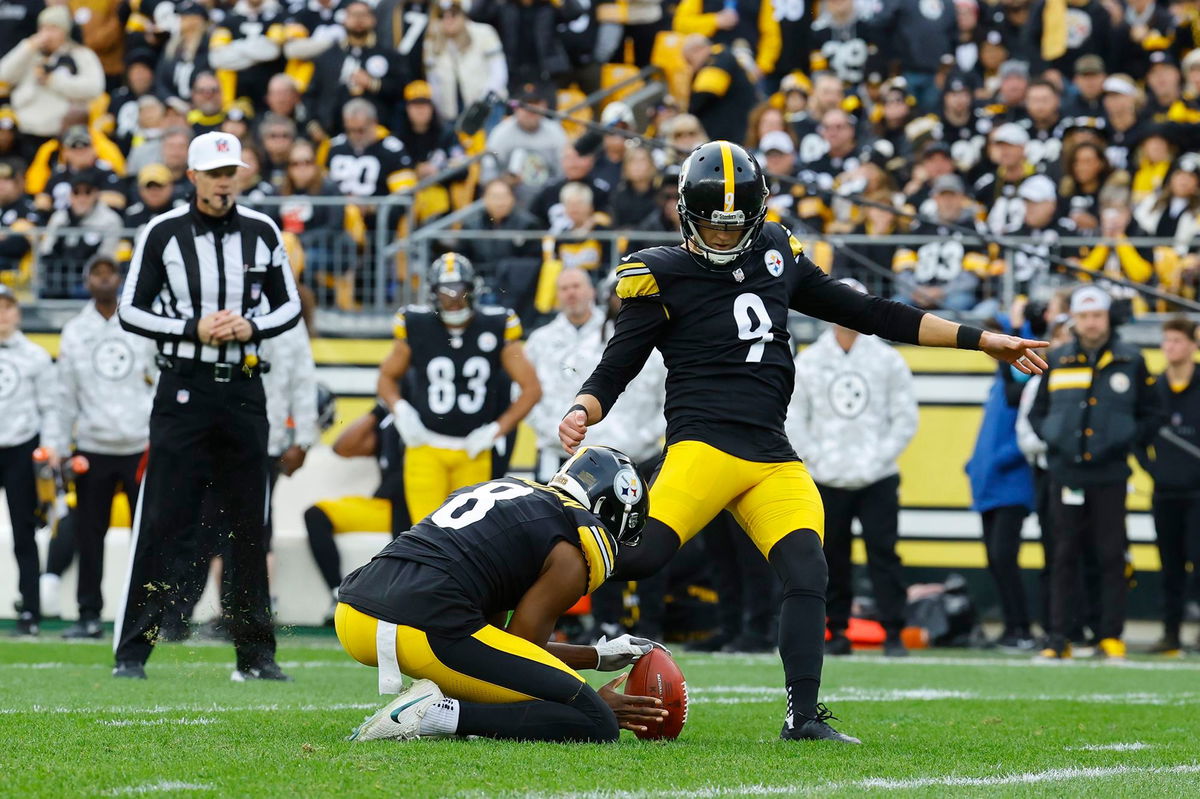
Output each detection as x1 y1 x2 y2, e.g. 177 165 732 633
768 530 827 601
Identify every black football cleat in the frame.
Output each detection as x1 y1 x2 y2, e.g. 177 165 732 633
63 619 104 639
11 611 39 637
825 634 852 656
231 661 293 682
882 635 909 658
113 661 147 679
781 703 861 744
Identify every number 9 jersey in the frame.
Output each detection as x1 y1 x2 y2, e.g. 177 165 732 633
394 305 523 436
582 221 927 463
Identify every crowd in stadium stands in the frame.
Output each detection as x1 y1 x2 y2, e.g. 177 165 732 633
4 0 1200 310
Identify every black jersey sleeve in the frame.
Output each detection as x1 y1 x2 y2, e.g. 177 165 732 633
788 246 926 344
578 300 668 417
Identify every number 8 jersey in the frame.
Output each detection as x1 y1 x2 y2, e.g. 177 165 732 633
395 304 523 437
581 221 927 463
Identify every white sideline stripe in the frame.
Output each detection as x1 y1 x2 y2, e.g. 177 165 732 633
1067 742 1153 752
686 686 1200 706
531 765 1200 799
0 702 377 716
98 717 219 727
0 660 359 670
103 781 213 796
682 652 1200 671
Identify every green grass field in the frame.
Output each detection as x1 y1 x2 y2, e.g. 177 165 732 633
2 631 1198 798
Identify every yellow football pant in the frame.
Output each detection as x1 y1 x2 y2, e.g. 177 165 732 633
403 445 492 523
334 602 583 703
313 496 393 534
650 440 825 557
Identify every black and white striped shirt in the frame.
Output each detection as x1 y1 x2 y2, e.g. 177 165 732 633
119 201 302 364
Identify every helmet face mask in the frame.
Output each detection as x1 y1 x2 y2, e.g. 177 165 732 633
677 140 769 270
550 446 648 546
427 253 478 326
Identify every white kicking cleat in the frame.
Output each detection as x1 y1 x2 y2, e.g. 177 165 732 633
348 679 445 742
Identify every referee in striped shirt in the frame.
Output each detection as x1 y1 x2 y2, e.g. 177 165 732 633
113 132 301 681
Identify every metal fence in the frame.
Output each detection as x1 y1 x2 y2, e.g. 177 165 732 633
6 191 1199 338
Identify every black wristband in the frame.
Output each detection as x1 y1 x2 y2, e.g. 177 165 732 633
956 325 984 351
564 403 588 421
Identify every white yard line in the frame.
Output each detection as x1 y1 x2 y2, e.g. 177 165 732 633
102 782 213 796
98 717 219 727
0 660 356 670
1067 742 1153 752
525 764 1200 799
681 653 1200 671
687 686 1200 706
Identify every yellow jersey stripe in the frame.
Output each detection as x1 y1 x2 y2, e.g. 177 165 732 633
1048 367 1093 392
719 141 735 212
616 273 661 300
504 312 523 341
577 525 611 593
393 312 407 340
616 260 647 273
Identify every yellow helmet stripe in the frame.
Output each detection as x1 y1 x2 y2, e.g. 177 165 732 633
444 251 457 281
719 140 735 212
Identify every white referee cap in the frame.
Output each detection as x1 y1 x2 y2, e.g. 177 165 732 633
187 132 249 172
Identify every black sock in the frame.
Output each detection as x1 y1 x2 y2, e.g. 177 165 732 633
769 531 828 721
304 506 342 591
455 688 618 743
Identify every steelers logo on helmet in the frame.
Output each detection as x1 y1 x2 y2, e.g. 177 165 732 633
550 446 649 545
428 252 478 327
678 140 769 271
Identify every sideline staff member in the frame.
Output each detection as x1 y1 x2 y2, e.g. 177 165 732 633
113 132 302 680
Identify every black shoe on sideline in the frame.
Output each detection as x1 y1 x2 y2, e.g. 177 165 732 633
825 634 852 656
113 661 147 679
781 703 861 744
883 635 909 658
232 661 293 682
721 634 775 654
688 633 734 652
11 611 39 637
63 619 103 639
995 631 1038 653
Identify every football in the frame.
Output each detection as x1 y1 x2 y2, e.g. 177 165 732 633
625 647 688 740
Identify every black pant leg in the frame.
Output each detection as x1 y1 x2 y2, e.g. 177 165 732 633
1033 468 1054 631
211 379 275 670
73 454 126 620
305 505 344 591
3 437 41 619
982 505 1031 633
1152 493 1188 637
816 482 855 633
701 512 742 637
114 374 213 665
856 475 907 635
1048 483 1086 643
733 524 778 641
1087 484 1129 642
427 633 618 743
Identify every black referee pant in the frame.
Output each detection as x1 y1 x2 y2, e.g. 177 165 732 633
74 452 142 621
819 475 907 637
1 436 40 619
114 369 274 670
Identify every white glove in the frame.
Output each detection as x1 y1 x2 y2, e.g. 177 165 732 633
464 422 501 459
594 634 670 671
392 400 430 448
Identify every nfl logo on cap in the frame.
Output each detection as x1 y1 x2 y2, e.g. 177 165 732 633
188 131 250 171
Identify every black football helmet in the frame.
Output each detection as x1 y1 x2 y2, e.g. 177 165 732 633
549 445 648 546
677 140 769 270
427 252 478 325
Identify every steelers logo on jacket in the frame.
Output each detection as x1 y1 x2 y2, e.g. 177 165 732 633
92 338 135 381
829 372 870 418
0 359 19 399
